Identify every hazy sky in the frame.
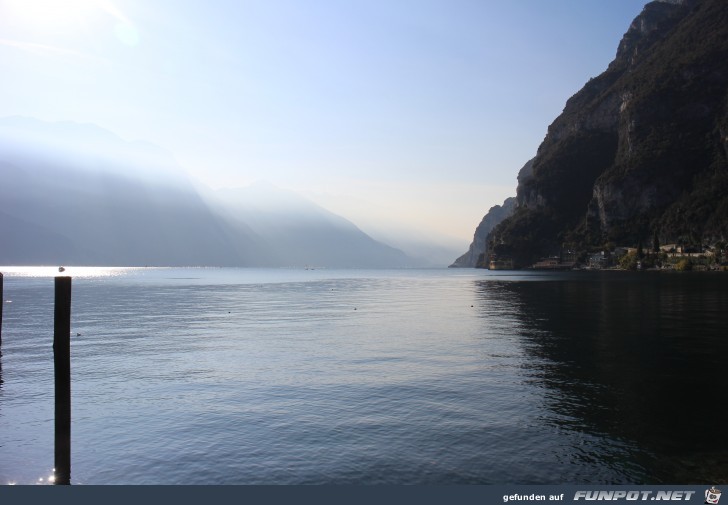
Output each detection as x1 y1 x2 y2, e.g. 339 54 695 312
0 0 648 246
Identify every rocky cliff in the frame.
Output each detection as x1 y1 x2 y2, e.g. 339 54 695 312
449 196 516 268
468 0 728 267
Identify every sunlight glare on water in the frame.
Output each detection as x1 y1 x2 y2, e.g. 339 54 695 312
0 266 143 279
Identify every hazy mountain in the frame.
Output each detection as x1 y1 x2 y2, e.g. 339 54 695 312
0 148 263 267
460 0 728 267
202 182 412 268
0 117 412 268
364 227 466 268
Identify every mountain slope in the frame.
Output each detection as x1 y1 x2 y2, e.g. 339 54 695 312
0 117 412 267
450 197 516 268
204 182 413 268
0 157 264 266
479 0 728 267
450 158 532 267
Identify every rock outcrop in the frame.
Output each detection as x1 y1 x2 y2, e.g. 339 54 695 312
450 158 533 267
478 0 728 267
450 196 516 268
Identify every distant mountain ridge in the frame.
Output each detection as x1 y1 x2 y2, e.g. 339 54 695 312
456 0 728 267
0 117 413 268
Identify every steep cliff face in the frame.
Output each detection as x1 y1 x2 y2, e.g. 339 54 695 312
450 196 516 268
486 0 728 266
451 158 531 267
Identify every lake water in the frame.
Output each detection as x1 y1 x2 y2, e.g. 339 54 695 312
0 267 726 485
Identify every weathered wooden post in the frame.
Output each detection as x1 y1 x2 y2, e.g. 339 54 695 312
1 272 3 386
0 272 4 347
54 276 72 485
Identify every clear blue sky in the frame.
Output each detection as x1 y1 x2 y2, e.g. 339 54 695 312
0 0 648 245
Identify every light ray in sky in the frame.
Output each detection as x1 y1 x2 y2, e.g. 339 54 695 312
0 37 110 65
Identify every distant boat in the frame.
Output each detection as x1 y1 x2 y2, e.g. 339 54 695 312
58 266 65 272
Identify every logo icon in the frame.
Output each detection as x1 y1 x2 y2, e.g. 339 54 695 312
706 487 722 505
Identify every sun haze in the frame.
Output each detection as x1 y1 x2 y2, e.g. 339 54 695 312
0 0 648 250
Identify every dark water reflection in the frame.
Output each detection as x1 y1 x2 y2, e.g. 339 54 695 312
476 272 728 483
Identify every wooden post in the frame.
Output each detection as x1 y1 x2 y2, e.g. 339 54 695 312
0 272 3 347
1 273 3 387
54 276 72 485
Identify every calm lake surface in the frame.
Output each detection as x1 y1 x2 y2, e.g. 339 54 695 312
1 267 726 484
